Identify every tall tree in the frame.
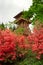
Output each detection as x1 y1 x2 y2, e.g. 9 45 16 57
22 0 43 24
0 23 5 30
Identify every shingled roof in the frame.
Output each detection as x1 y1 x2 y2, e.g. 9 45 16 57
13 12 23 19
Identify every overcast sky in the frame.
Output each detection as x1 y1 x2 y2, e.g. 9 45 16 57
0 0 32 24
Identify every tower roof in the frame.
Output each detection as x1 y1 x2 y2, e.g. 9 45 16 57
13 12 23 19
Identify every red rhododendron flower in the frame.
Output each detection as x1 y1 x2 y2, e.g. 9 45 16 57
0 29 30 62
28 28 43 59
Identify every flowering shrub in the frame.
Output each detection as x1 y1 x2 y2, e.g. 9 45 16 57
0 29 30 63
0 28 43 65
0 29 17 61
27 28 43 59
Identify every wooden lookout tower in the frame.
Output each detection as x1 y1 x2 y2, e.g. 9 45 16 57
14 11 31 36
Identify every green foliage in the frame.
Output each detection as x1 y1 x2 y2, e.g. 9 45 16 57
15 27 25 35
22 10 33 19
22 0 43 24
19 58 42 65
0 23 5 30
33 0 43 4
14 50 43 65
